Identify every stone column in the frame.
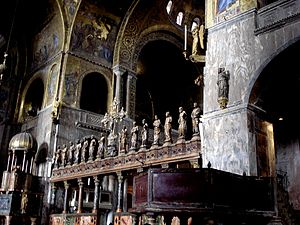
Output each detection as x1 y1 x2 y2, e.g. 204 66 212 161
10 150 16 171
63 181 70 213
116 172 123 212
5 216 12 225
92 176 100 213
6 151 11 171
50 183 57 213
113 65 127 111
29 155 34 174
146 213 156 225
122 177 128 212
126 72 137 119
77 178 84 213
22 151 28 172
102 175 108 191
30 217 37 225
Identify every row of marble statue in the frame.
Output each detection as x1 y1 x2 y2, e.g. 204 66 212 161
53 103 202 168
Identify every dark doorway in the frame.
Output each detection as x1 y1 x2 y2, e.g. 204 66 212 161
80 73 108 114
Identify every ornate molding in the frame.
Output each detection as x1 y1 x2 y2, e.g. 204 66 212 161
51 139 201 182
255 0 300 35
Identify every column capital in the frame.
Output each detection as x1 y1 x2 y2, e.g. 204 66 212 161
64 181 70 189
93 176 100 184
127 71 137 79
78 178 84 186
113 65 127 76
51 182 57 190
116 171 123 180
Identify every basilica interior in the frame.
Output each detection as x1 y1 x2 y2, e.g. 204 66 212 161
0 0 300 225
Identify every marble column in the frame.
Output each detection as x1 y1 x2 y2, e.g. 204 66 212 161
122 177 128 212
146 212 156 225
126 72 137 119
6 151 11 171
113 65 127 112
22 150 27 172
50 183 57 213
92 176 100 213
5 216 12 225
77 178 84 213
116 172 123 212
10 150 16 171
63 181 70 213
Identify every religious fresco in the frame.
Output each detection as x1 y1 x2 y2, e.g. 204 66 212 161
217 0 237 13
70 2 118 64
206 0 256 27
64 72 79 106
31 17 62 69
46 64 59 106
63 0 79 26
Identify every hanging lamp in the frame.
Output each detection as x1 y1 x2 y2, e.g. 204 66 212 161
0 0 19 84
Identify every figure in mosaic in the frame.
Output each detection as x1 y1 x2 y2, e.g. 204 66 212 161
178 107 187 139
191 102 201 135
141 119 149 147
88 135 97 161
164 111 172 143
130 121 139 150
153 115 161 146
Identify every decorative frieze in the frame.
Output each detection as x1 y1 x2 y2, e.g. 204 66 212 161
51 140 201 182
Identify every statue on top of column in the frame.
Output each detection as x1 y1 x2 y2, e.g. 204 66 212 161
130 121 139 150
178 107 187 140
141 119 149 148
164 111 172 144
217 67 230 109
192 23 205 56
119 125 128 154
152 115 161 146
191 102 202 137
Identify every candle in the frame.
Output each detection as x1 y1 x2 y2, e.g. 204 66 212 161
184 24 187 51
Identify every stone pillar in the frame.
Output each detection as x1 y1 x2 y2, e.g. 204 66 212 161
77 178 84 213
22 150 27 172
30 217 37 225
146 213 156 225
92 176 100 213
116 172 123 212
5 216 12 225
113 65 127 111
50 183 57 213
126 72 137 119
122 177 128 212
6 151 11 171
102 175 108 191
29 155 34 174
63 181 70 213
10 150 16 171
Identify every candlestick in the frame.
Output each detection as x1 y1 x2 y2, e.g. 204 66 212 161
184 25 187 51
